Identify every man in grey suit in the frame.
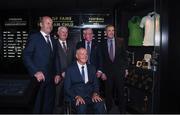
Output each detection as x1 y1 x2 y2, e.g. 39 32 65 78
54 26 76 113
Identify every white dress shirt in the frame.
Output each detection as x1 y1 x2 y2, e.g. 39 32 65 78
85 41 92 50
58 39 67 49
40 31 53 50
107 38 115 60
77 61 89 84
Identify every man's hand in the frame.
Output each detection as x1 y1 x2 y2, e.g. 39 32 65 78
101 73 107 80
75 96 85 106
34 71 45 82
96 71 102 78
61 72 65 78
54 75 62 84
125 69 129 78
92 93 103 103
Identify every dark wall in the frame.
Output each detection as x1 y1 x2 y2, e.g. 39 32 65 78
160 0 180 113
0 9 113 75
168 0 180 112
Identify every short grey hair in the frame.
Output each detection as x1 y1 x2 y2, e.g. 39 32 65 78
58 26 68 32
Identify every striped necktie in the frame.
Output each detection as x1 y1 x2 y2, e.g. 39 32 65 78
62 41 67 53
45 35 53 51
81 66 85 82
87 42 91 64
109 39 114 61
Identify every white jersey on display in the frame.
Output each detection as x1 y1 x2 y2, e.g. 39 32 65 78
140 12 160 46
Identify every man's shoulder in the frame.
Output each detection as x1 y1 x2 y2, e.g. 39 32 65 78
100 39 107 47
115 37 125 47
30 31 41 36
92 39 100 46
67 39 76 47
67 62 77 70
26 32 41 42
76 41 84 49
87 64 96 71
76 40 83 44
28 32 41 39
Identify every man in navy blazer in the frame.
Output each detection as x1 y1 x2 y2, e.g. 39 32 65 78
23 16 57 113
76 28 106 81
64 48 106 113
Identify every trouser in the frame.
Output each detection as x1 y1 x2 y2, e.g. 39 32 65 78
105 75 126 113
53 81 64 113
33 82 55 113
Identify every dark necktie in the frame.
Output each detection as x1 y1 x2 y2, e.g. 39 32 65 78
81 66 85 82
87 42 91 64
45 35 52 51
62 41 67 53
109 40 114 61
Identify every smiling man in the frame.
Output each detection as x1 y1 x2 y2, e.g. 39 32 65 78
23 16 57 113
64 48 106 113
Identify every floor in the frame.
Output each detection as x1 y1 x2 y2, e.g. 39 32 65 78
0 79 137 114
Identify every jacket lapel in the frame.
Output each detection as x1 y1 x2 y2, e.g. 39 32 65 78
87 64 91 82
39 32 53 53
39 32 48 45
105 40 111 62
58 41 67 55
83 41 86 48
75 62 84 82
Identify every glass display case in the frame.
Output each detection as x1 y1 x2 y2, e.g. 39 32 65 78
114 0 160 113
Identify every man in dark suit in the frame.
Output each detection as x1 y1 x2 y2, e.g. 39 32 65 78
76 28 106 81
64 48 106 114
53 26 76 113
23 16 57 113
101 24 128 113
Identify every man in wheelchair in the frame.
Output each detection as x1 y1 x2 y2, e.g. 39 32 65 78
64 48 106 114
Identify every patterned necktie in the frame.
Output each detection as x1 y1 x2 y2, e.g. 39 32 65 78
62 41 67 53
87 42 91 64
81 66 85 82
109 39 114 61
45 35 52 51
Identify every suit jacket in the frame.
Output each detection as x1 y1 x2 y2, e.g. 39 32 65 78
64 62 99 100
23 32 57 82
101 37 128 79
76 40 103 72
55 39 75 75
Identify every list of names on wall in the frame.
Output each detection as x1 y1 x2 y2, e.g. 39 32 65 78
2 17 28 58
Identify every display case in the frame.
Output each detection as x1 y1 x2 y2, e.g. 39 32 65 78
114 0 160 113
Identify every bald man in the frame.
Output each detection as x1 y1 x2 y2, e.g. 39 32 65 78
64 48 106 113
23 16 57 113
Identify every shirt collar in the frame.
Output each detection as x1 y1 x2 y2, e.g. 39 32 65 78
107 37 115 42
58 39 67 44
40 31 51 42
85 40 92 44
77 61 87 69
40 31 49 37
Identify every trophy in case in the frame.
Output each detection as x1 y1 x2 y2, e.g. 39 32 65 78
142 54 152 69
